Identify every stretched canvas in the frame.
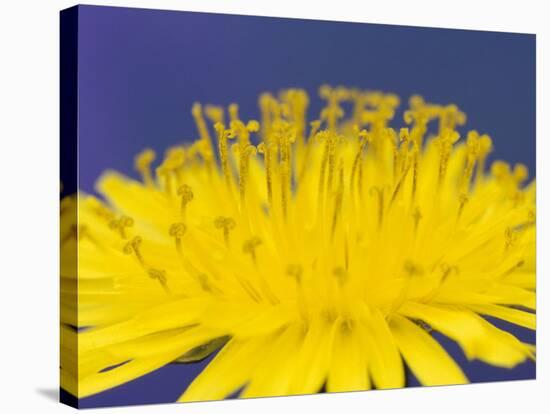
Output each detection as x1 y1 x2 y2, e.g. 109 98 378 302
60 5 536 409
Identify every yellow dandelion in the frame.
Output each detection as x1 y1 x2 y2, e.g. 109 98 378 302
60 86 536 401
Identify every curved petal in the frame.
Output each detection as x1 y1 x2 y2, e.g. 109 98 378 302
390 314 467 386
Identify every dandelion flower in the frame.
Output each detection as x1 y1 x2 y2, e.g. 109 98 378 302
60 86 536 402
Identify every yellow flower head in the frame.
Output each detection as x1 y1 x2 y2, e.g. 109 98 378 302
60 86 536 401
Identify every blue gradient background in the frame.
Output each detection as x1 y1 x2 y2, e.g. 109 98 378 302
73 5 536 408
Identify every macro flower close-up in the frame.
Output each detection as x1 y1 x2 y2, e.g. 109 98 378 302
60 85 536 402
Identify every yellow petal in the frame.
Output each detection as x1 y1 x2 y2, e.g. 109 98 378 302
241 324 305 398
401 302 532 367
79 298 208 352
79 328 218 397
365 309 405 389
326 320 370 393
468 304 536 330
288 318 336 395
180 335 272 402
390 314 467 386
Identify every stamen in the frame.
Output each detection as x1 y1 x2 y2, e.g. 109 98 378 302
196 273 214 293
257 142 274 206
319 85 348 132
90 200 116 222
242 237 262 264
422 263 458 303
286 264 308 319
475 134 493 184
382 128 398 180
397 128 412 176
439 263 458 284
280 89 309 146
228 103 239 123
404 260 424 277
457 194 469 221
435 128 460 191
214 216 236 247
332 267 348 287
438 104 466 135
286 264 303 281
349 127 370 196
214 123 233 189
412 207 422 234
177 184 194 221
297 120 321 183
134 149 156 187
238 145 257 208
259 93 275 140
389 162 411 208
505 227 518 250
157 148 185 196
204 105 225 125
326 133 339 195
109 216 134 239
527 208 536 224
391 260 424 313
275 121 296 219
123 236 144 264
460 131 480 194
230 119 259 209
316 130 331 209
501 260 525 278
331 160 344 239
169 222 187 254
191 103 214 157
370 186 385 229
147 268 168 286
411 142 419 204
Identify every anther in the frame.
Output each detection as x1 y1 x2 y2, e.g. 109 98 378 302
135 149 156 187
192 103 214 157
319 85 347 131
177 184 194 220
457 194 469 221
505 227 518 250
403 260 424 277
439 263 458 284
286 264 303 282
412 207 422 233
242 237 262 264
332 267 348 287
204 104 225 125
147 268 167 285
214 216 236 247
196 273 213 293
169 222 187 254
214 122 233 189
109 215 134 239
228 103 239 122
349 127 370 195
476 134 493 183
123 236 144 264
286 264 308 319
435 128 460 190
527 208 536 224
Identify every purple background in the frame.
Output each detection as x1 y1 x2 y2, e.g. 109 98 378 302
72 5 536 407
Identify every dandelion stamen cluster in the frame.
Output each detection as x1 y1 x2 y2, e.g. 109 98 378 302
60 86 536 401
